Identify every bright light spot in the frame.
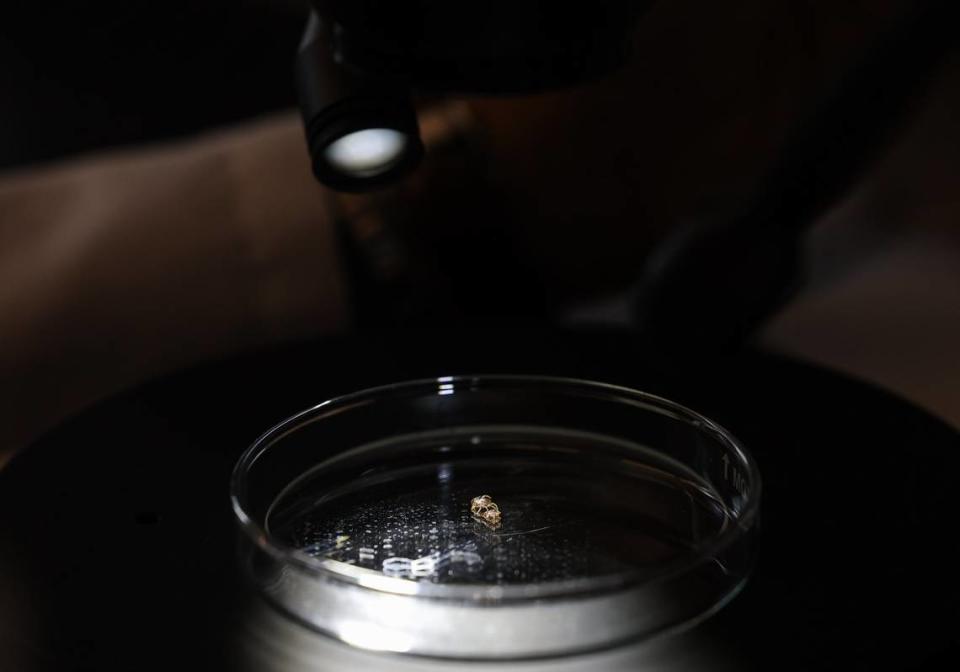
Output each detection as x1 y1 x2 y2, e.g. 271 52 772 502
324 128 408 178
337 620 414 652
353 572 420 595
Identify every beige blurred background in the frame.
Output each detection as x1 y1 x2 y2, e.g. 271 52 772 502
761 49 960 430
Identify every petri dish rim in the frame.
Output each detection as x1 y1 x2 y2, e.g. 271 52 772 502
230 374 761 602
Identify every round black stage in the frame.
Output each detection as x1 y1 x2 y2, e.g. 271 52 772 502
1 329 957 670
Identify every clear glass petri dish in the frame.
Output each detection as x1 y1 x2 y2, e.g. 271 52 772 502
230 376 760 659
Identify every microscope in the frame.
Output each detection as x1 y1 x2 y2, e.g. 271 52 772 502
294 0 957 354
296 1 648 190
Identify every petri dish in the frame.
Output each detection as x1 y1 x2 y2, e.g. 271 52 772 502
230 376 760 659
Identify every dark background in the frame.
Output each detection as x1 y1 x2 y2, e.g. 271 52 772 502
0 1 305 169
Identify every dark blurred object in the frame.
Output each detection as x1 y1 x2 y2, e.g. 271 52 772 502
296 0 960 352
632 0 959 359
312 0 651 92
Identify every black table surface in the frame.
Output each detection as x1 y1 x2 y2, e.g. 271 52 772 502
1 329 958 671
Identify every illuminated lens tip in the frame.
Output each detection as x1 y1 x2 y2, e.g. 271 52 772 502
324 128 409 178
